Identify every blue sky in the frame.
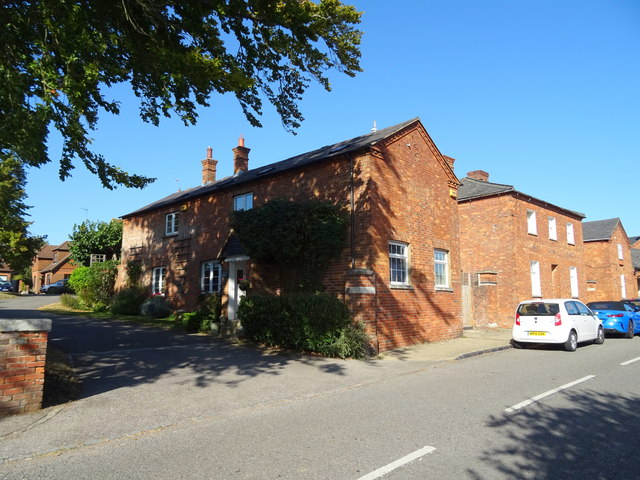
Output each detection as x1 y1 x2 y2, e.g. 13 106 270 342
26 0 640 245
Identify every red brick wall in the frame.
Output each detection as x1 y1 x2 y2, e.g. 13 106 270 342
584 225 635 301
459 194 585 327
0 330 47 415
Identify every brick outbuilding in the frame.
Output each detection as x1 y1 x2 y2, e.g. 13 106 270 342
583 218 636 301
118 118 463 352
458 173 586 328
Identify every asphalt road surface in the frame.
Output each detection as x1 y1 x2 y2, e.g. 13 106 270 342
1 295 640 479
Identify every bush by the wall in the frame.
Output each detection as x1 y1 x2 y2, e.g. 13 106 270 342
196 292 222 321
60 293 83 310
238 292 369 358
110 287 148 315
68 260 119 311
140 295 172 318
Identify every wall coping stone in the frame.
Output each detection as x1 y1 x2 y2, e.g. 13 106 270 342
0 318 52 332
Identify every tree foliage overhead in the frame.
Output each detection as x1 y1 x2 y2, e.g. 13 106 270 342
0 155 46 272
69 219 123 267
1 0 363 189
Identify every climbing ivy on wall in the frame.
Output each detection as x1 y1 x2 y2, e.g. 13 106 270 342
230 199 348 291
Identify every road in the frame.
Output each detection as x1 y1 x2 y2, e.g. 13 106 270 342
1 296 640 479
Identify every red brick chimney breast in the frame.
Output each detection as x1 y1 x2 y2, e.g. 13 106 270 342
233 136 250 174
467 170 489 182
201 146 217 184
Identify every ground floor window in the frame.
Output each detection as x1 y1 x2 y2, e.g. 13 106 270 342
201 261 222 293
152 267 166 295
389 241 409 286
434 249 450 289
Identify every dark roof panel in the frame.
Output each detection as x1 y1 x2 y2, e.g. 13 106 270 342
583 218 621 242
122 118 420 218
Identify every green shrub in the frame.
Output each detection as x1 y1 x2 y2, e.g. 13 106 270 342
60 293 83 310
110 287 148 315
196 292 222 321
238 292 369 358
140 295 172 318
68 260 119 311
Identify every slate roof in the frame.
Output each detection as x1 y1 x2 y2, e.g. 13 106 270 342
582 218 621 242
632 249 640 270
457 176 585 219
629 236 640 245
122 118 420 219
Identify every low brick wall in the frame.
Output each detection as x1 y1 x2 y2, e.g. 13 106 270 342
1 319 52 416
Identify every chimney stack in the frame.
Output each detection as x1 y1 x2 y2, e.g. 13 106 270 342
233 136 250 175
467 170 489 182
201 146 218 184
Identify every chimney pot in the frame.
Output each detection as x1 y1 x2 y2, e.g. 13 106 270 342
467 170 489 182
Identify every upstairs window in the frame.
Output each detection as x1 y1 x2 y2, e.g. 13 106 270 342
434 249 450 289
201 261 222 293
165 212 179 236
548 217 557 241
389 241 409 286
234 193 253 211
566 222 575 245
527 210 537 235
617 243 624 260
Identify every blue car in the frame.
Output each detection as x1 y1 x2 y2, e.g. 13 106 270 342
587 301 640 338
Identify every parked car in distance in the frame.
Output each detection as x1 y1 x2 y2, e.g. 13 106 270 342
0 281 13 292
587 301 640 338
41 279 73 294
512 299 604 351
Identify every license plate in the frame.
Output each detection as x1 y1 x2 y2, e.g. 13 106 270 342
528 331 546 336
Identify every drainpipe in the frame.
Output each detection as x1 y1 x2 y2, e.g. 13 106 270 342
349 155 356 270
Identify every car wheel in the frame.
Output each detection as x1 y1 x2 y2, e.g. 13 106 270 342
594 326 605 345
564 330 578 352
626 320 634 339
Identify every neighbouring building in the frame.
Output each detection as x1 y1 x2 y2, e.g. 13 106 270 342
0 264 11 282
31 242 76 292
583 218 635 301
457 171 586 328
118 118 463 352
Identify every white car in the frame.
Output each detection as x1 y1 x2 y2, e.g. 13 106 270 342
512 299 604 351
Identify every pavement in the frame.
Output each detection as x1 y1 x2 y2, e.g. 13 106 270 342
0 295 514 467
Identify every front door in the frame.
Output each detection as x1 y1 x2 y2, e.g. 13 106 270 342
228 260 247 321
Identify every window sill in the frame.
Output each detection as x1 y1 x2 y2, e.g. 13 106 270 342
390 284 413 290
435 287 454 292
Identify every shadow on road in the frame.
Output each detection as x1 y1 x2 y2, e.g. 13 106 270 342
469 390 640 479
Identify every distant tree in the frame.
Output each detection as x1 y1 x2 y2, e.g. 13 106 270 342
1 0 363 190
0 156 46 272
69 219 123 267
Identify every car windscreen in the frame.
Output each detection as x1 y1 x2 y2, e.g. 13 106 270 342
517 303 560 316
587 302 624 311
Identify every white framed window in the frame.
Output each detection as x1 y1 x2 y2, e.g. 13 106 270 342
389 241 409 286
201 261 222 293
617 243 624 260
165 212 179 235
530 260 541 297
233 193 253 211
527 210 537 235
566 222 575 245
548 217 557 241
621 274 627 298
569 266 579 298
434 249 450 289
152 267 166 295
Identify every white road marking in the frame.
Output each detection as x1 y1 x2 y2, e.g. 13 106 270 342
505 375 596 413
357 445 436 480
620 356 640 366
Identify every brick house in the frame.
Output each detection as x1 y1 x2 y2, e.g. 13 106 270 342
31 242 76 292
583 218 636 301
118 118 463 352
457 171 586 328
0 264 11 282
